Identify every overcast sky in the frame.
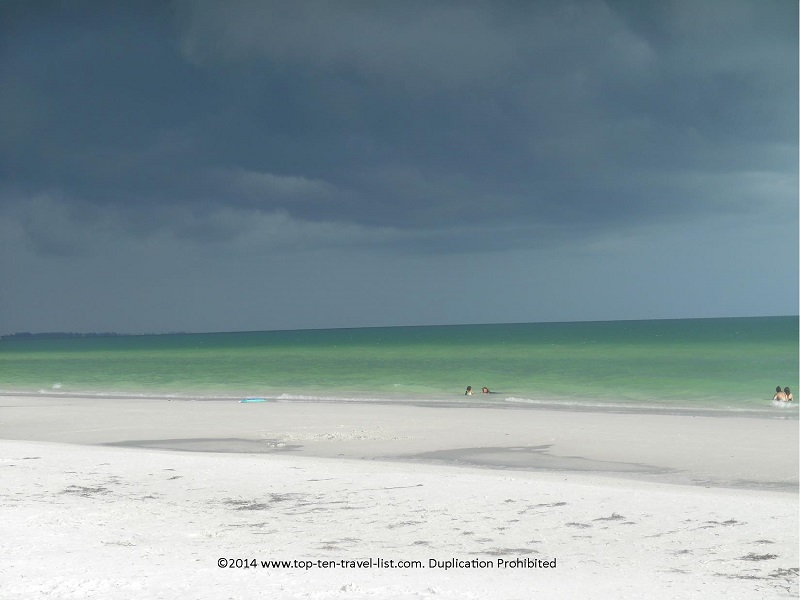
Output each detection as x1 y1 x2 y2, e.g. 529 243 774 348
1 0 797 334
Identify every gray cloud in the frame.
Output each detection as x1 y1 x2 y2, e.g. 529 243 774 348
2 1 795 246
177 1 523 88
0 0 796 333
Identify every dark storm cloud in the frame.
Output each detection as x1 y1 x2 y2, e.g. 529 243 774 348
0 0 796 255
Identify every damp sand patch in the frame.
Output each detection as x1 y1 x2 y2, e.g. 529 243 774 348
105 438 300 454
406 445 674 475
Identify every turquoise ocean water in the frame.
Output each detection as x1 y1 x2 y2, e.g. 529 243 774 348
1 317 797 417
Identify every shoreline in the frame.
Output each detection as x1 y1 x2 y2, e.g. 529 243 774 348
2 389 797 420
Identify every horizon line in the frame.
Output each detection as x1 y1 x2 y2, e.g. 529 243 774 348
2 314 797 339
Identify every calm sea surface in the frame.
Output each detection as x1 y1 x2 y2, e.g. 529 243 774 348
1 317 797 417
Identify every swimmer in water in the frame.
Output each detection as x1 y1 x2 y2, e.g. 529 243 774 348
482 386 490 394
784 387 793 402
773 386 788 402
465 386 473 396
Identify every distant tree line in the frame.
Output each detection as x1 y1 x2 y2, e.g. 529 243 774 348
0 332 126 340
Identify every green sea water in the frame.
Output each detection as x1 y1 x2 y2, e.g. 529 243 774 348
1 317 797 416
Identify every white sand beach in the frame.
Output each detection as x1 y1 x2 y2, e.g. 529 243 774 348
1 394 797 599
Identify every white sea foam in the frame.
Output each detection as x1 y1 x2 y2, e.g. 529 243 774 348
8 388 216 401
274 393 400 403
771 399 796 408
503 396 663 410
